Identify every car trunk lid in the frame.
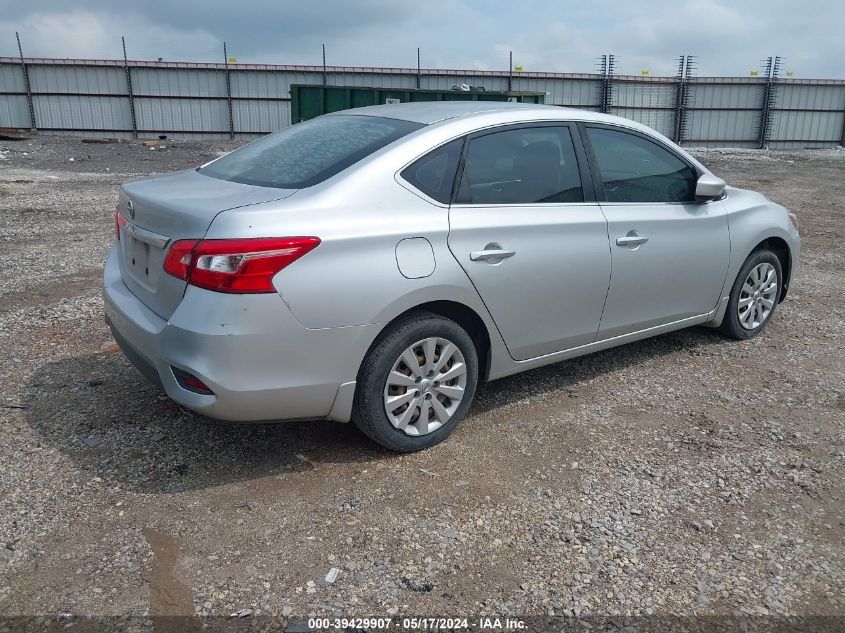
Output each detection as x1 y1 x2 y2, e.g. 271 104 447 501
117 169 295 319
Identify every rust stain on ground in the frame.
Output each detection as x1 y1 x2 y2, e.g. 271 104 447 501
142 527 201 633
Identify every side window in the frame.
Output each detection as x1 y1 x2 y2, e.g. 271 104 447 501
457 126 583 204
586 127 698 203
401 138 464 204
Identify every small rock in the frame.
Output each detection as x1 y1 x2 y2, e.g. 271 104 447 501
82 436 102 448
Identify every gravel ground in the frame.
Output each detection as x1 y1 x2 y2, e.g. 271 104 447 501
0 137 843 631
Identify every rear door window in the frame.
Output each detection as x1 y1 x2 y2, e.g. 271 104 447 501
200 115 424 189
456 126 584 204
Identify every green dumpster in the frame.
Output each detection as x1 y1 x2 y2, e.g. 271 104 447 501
290 85 546 123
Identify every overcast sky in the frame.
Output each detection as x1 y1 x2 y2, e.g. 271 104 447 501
0 0 842 78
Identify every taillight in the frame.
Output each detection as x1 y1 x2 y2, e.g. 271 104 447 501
163 237 320 294
162 239 198 280
114 206 128 240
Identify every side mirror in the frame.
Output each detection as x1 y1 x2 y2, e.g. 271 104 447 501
695 173 726 201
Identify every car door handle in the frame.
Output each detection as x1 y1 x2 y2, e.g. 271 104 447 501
616 231 649 248
470 248 516 261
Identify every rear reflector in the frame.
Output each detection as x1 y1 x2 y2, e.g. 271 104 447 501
163 237 320 294
171 367 214 395
114 206 128 240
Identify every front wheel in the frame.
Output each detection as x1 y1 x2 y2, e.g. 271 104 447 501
353 311 478 452
720 249 782 340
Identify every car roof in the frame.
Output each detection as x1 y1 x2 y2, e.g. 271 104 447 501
328 100 649 129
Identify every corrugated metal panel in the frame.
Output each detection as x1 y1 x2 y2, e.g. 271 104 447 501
331 72 416 89
32 94 131 130
0 63 25 92
39 129 133 140
768 139 841 149
687 110 760 142
776 83 845 110
771 110 843 141
230 70 297 98
28 65 125 94
687 140 760 149
688 82 764 109
234 132 269 140
132 68 227 97
144 132 231 141
230 70 323 97
611 108 675 138
232 100 289 133
514 78 598 107
134 97 228 132
614 81 676 108
0 94 30 127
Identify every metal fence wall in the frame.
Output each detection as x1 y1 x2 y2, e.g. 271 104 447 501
1 57 844 148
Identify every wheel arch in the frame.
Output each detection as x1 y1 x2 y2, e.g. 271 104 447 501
358 300 494 383
750 236 792 301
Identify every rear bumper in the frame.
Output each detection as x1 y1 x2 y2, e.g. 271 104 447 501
102 246 376 422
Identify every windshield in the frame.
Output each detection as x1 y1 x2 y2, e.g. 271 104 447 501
199 115 424 189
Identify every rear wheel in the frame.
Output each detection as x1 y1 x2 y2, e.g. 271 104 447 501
353 311 478 452
720 249 782 340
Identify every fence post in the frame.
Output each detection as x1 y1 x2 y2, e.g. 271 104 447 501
597 54 615 114
416 47 421 90
223 42 235 140
596 56 605 112
673 56 684 143
122 37 137 139
508 50 513 92
322 43 327 86
673 55 694 145
758 56 780 149
15 32 36 131
840 107 845 147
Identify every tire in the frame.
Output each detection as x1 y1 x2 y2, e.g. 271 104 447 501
353 311 479 452
720 249 782 340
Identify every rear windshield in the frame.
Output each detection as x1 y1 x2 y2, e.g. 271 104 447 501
200 115 424 189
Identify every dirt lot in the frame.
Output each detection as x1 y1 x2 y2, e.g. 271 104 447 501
0 137 843 631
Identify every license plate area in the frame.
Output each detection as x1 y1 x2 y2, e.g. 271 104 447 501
129 236 151 277
124 235 162 291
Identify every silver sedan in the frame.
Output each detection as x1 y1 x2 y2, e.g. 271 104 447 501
104 102 800 451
